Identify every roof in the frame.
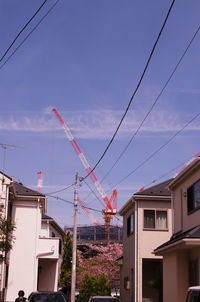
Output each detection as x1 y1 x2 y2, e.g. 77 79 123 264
135 178 173 197
42 214 65 238
119 178 172 215
0 171 12 180
154 225 200 253
169 156 200 190
13 181 45 197
42 214 53 220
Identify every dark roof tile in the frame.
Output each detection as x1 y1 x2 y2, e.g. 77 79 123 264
135 178 173 197
14 181 45 197
155 225 200 252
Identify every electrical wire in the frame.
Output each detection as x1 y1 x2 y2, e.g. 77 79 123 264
0 0 48 63
82 179 105 208
44 183 74 195
0 0 60 71
46 194 102 213
100 24 200 184
83 0 176 181
113 111 200 188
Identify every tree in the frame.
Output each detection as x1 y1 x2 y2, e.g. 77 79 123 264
77 243 122 289
96 273 110 296
0 207 15 263
79 273 110 302
58 230 73 298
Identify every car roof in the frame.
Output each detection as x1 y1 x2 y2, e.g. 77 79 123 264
90 297 119 299
188 286 200 291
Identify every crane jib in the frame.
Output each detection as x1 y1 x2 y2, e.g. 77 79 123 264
52 107 117 214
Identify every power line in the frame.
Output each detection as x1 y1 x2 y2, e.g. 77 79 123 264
0 0 48 63
101 23 200 184
46 193 102 213
0 0 60 71
82 179 105 208
83 0 175 181
44 183 74 195
113 112 200 188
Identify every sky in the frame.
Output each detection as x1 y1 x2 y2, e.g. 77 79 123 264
0 0 200 228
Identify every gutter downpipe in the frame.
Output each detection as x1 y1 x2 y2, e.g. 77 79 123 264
171 191 175 234
134 200 138 302
33 198 40 291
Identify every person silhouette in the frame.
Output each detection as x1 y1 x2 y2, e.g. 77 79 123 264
15 290 27 302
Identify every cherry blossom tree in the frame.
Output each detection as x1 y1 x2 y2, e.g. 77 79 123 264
77 243 122 289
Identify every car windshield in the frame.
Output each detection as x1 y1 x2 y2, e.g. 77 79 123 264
30 293 66 302
186 291 200 302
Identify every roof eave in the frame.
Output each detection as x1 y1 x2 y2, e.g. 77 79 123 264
134 194 171 201
169 157 200 190
154 238 200 255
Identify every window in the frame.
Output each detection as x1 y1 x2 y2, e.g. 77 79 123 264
189 259 199 286
187 180 200 214
127 214 134 236
124 276 130 290
59 239 62 254
144 210 167 229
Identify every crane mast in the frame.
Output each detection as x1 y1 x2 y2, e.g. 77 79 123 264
52 108 117 215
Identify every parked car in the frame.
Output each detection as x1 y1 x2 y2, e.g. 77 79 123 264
186 286 200 302
88 296 120 302
28 292 68 302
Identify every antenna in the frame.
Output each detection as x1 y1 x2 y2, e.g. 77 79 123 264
0 142 24 180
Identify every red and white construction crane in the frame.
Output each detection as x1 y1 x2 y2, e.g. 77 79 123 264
37 171 43 193
52 108 117 229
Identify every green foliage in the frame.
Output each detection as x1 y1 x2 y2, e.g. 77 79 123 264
96 274 110 296
79 273 110 302
0 207 15 263
58 230 73 296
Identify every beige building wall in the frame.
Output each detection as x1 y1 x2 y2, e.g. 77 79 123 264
120 203 135 302
173 165 200 234
120 190 172 302
155 157 200 302
137 199 172 302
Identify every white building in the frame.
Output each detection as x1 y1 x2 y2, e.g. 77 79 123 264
0 172 65 302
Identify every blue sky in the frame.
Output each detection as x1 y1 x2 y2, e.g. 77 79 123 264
0 0 200 228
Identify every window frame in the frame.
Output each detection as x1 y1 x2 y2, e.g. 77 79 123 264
127 213 134 236
143 208 168 230
187 179 200 215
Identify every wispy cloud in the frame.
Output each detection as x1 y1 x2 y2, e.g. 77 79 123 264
0 107 199 139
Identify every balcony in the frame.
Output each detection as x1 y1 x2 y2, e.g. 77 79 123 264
37 237 59 259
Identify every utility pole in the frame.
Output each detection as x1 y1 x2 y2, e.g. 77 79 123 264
71 172 78 302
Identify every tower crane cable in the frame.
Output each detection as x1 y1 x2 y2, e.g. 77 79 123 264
0 0 48 63
82 0 176 181
0 0 60 71
100 23 200 184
